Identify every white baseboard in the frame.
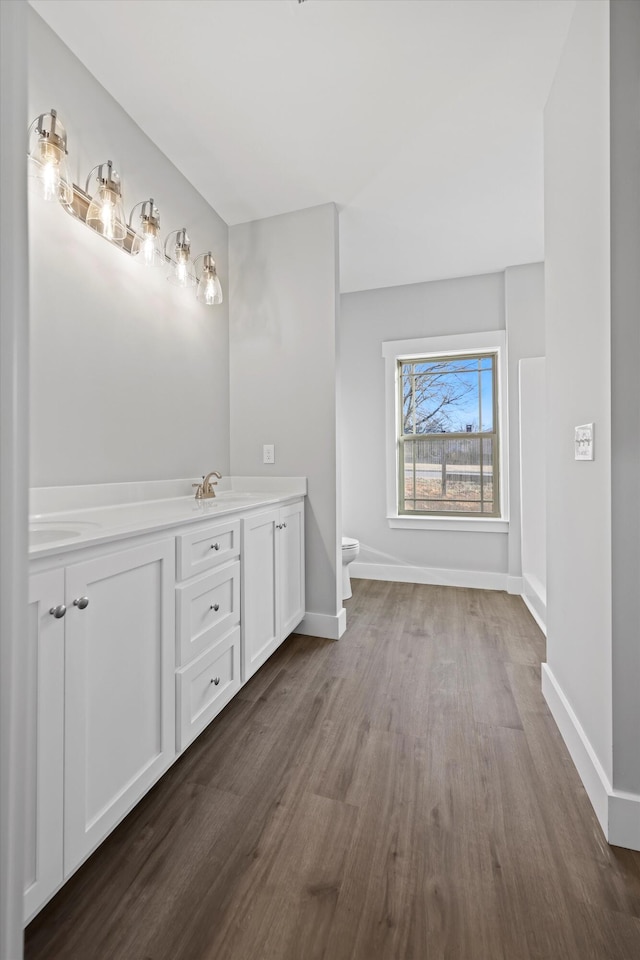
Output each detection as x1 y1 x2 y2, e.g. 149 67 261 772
350 561 508 592
541 664 610 834
522 573 547 635
542 664 640 850
297 608 346 640
522 593 547 636
506 575 523 595
609 792 640 849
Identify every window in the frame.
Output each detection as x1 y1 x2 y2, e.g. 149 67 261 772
382 331 508 530
398 353 499 516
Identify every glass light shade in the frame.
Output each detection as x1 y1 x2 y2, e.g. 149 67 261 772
196 254 223 305
27 110 73 205
85 163 127 242
168 254 197 288
166 230 196 287
130 201 164 267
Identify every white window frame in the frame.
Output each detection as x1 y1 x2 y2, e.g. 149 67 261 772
382 331 509 533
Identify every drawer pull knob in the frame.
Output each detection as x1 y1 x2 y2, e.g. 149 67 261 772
211 542 221 551
73 596 89 610
49 604 66 619
211 676 220 686
210 603 220 612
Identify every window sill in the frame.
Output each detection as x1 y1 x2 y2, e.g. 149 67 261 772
387 515 509 533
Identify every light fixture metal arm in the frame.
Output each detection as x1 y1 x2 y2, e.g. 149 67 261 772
85 160 117 195
129 197 159 229
164 227 189 260
84 162 102 195
128 199 144 229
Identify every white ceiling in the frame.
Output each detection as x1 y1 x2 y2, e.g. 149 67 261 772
30 0 575 293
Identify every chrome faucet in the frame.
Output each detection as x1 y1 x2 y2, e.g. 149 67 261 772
192 471 222 499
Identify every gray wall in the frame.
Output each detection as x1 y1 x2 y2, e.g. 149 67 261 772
340 266 544 584
28 10 230 486
340 273 506 576
611 0 640 796
505 263 546 584
520 357 547 629
229 204 341 627
544 0 612 782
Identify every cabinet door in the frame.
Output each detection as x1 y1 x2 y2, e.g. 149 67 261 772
242 509 279 681
24 569 65 922
64 539 175 874
278 500 305 639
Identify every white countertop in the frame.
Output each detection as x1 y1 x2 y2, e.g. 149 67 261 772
29 477 307 559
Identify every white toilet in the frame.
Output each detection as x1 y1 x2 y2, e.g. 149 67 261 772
341 536 360 600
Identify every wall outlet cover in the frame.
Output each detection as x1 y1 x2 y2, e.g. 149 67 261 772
263 444 275 464
575 423 594 460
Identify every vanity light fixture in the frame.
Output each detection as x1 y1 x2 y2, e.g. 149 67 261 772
164 228 197 288
129 199 164 267
84 161 127 243
28 108 225 308
195 253 223 306
27 108 73 205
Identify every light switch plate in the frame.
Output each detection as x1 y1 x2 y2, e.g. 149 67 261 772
575 423 594 460
263 444 275 464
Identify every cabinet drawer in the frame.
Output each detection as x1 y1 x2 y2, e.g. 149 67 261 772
176 561 240 666
176 627 241 751
176 519 240 581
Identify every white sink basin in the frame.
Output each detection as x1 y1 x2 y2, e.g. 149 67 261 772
29 520 100 547
29 527 82 545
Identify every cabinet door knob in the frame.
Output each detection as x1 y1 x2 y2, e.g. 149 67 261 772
49 604 66 619
210 676 220 686
73 596 89 610
210 542 221 551
276 524 282 530
282 522 287 528
210 603 220 612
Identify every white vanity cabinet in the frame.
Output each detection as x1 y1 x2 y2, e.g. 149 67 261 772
25 488 306 922
25 537 176 920
24 570 65 922
243 499 305 681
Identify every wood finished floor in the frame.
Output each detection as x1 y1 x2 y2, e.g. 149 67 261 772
26 579 640 960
